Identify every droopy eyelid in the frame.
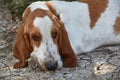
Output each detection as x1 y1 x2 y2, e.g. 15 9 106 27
51 28 59 39
31 33 41 41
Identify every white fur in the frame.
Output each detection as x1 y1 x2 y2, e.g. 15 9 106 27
28 0 120 69
50 0 120 53
29 1 48 12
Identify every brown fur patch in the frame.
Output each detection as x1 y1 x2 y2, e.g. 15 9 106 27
45 2 57 16
22 8 31 22
31 9 48 18
114 16 120 34
57 21 78 67
13 22 33 68
79 0 108 28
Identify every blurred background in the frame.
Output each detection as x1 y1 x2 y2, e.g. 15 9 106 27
3 0 77 20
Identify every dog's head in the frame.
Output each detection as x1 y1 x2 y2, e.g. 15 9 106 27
13 2 77 71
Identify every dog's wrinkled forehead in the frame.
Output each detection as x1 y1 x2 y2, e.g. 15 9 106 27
33 16 52 39
27 2 54 39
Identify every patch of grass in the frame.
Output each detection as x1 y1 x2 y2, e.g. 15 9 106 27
5 0 32 20
5 0 77 20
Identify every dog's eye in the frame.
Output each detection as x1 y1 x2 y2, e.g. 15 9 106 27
52 31 58 39
32 35 40 41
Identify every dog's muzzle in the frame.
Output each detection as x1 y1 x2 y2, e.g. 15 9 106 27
29 56 58 71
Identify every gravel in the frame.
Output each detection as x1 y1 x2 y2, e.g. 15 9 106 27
0 3 120 80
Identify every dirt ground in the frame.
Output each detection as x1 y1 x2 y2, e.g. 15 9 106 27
0 3 120 80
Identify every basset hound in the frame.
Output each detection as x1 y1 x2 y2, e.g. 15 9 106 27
13 0 120 71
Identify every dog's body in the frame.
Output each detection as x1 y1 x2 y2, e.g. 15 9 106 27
50 0 120 54
13 0 120 71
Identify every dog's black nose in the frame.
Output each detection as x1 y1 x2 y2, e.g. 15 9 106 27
45 60 58 71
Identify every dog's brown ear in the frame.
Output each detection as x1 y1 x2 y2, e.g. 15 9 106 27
13 8 33 68
58 26 78 67
22 7 31 22
56 19 78 67
13 23 33 68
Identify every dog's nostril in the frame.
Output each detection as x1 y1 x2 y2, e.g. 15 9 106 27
45 60 58 71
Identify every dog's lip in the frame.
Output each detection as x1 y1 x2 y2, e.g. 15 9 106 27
28 58 38 69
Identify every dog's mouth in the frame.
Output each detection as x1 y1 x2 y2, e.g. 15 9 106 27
28 57 39 69
28 57 62 71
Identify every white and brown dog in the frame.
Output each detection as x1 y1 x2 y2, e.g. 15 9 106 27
13 0 120 71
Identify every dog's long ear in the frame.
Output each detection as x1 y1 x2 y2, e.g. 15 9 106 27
49 15 78 67
13 23 33 68
13 8 33 68
58 21 78 67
